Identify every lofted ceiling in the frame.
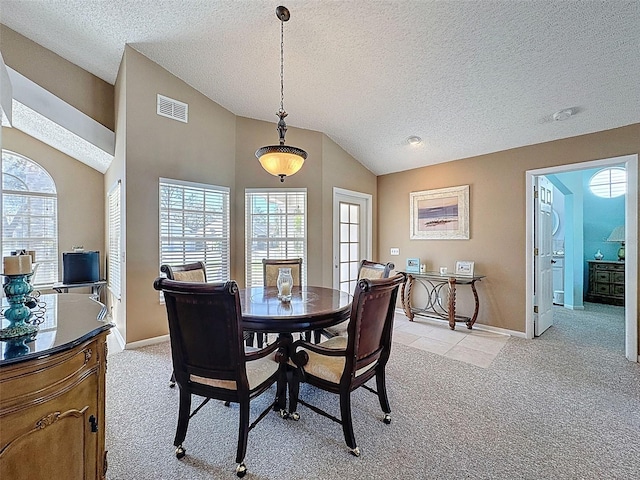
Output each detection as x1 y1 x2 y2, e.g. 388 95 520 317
2 0 639 175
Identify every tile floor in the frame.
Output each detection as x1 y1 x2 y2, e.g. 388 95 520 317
108 312 511 369
392 312 510 368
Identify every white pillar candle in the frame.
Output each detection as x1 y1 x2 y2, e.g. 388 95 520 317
3 255 33 275
280 282 291 296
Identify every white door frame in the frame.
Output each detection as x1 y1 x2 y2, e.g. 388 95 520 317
332 187 373 289
525 154 638 362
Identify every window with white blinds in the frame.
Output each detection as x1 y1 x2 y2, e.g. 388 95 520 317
107 181 122 297
1 150 58 286
160 178 230 282
245 188 307 286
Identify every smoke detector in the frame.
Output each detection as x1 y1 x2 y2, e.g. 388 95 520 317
552 108 573 121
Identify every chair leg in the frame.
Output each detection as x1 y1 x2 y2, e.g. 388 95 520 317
313 330 322 343
235 398 250 465
245 332 255 347
256 332 264 348
339 391 358 454
275 365 288 412
375 369 392 424
169 370 176 388
174 388 191 448
287 367 301 420
375 369 391 414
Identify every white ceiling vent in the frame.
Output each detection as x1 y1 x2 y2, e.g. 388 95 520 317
157 94 188 123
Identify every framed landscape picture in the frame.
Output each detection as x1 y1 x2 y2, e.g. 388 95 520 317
410 185 470 239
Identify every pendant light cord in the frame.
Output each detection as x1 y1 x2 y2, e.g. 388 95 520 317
280 18 285 114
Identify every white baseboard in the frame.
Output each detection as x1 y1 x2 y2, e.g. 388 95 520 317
394 307 525 338
108 326 126 351
563 304 585 311
124 334 170 350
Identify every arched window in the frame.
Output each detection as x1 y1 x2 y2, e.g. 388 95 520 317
588 167 626 198
1 150 58 285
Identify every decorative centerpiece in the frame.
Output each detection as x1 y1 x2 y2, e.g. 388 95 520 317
1 254 38 340
277 267 293 302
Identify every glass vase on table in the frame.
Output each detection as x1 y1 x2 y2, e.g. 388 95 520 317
277 267 293 302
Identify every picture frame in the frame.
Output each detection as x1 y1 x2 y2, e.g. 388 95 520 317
405 258 420 273
455 260 475 277
410 185 470 240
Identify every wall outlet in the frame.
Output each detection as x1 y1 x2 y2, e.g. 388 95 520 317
390 248 400 256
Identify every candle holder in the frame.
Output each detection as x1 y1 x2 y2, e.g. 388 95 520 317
0 273 38 340
277 267 293 302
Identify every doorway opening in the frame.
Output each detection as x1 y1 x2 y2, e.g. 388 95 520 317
525 154 638 362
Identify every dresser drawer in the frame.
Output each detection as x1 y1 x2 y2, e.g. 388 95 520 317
586 260 625 306
593 262 624 272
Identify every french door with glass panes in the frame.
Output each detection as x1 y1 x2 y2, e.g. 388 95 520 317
333 188 372 293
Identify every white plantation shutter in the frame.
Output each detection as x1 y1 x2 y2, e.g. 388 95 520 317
245 188 307 286
1 150 58 286
159 178 230 282
107 181 122 297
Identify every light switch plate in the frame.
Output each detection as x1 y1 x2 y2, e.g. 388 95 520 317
390 248 400 255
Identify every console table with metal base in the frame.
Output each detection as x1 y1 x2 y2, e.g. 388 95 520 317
399 272 485 330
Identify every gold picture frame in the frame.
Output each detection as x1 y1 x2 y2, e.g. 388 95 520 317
410 185 470 240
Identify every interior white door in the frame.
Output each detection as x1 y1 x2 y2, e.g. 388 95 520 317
534 175 554 336
333 189 371 292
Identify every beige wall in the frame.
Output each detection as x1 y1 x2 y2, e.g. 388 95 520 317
120 46 236 343
378 124 639 338
1 32 372 345
2 127 105 278
0 26 114 130
5 26 634 352
321 134 378 286
234 116 324 285
233 119 378 289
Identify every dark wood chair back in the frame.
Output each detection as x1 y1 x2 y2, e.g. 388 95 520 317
357 260 394 281
155 278 247 390
344 273 404 383
288 272 406 455
262 258 303 287
161 261 207 283
318 260 396 341
257 258 304 346
153 277 286 476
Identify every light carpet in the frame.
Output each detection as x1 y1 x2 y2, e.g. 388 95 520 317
105 303 639 479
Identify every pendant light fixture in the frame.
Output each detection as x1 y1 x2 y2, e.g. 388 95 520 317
255 5 307 182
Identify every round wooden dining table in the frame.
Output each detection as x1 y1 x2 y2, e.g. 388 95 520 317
239 285 352 335
239 285 352 415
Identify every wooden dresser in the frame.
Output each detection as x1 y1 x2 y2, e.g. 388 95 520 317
0 294 112 480
585 260 625 306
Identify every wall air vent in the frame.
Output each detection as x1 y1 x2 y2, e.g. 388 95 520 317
157 94 188 123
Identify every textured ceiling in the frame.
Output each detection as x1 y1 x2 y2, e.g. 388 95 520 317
2 1 639 175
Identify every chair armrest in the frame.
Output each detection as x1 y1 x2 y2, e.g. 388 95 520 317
292 339 347 356
245 336 289 363
290 339 347 367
